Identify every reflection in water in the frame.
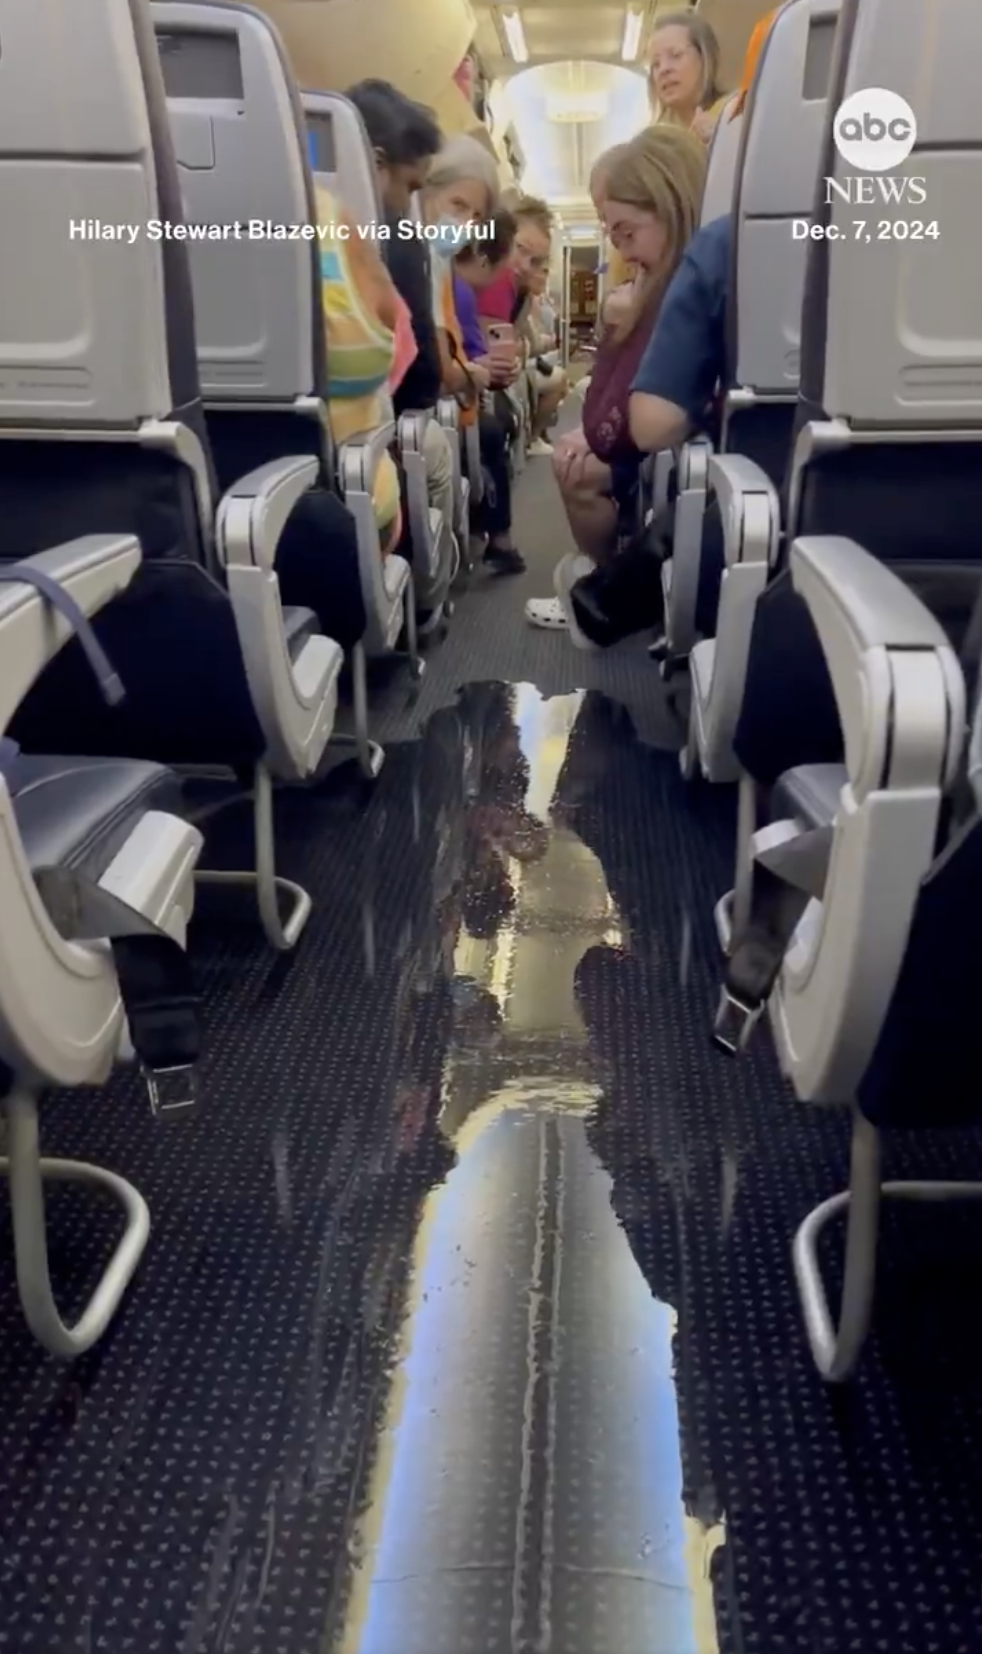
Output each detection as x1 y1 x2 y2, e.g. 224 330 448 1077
337 684 724 1654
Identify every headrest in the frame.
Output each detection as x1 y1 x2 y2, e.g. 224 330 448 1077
152 0 322 401
302 92 383 236
802 0 982 428
730 0 841 394
0 0 192 429
700 95 743 226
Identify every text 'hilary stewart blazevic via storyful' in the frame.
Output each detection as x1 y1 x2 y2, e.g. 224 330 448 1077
68 218 492 245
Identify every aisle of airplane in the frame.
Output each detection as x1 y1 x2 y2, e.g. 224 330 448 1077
2 0 982 1649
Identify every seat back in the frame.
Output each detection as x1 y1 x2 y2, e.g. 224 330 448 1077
700 95 743 226
0 0 194 433
792 0 982 570
0 0 266 769
730 0 841 396
739 0 982 797
801 0 982 431
152 0 322 403
303 90 383 235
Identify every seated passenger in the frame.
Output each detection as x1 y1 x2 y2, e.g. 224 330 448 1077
591 147 635 316
556 8 770 652
477 193 554 366
525 126 706 635
628 219 731 456
315 184 404 553
523 275 568 456
345 79 457 545
453 210 517 351
648 9 729 144
476 196 555 447
422 137 527 575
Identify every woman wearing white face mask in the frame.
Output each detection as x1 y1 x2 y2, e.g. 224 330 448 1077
421 138 526 575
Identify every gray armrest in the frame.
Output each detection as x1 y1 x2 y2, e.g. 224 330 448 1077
710 454 781 566
791 535 964 798
339 422 397 494
217 457 318 572
792 536 952 651
214 455 342 775
397 411 431 452
437 398 461 430
0 535 140 734
652 449 675 517
678 436 713 491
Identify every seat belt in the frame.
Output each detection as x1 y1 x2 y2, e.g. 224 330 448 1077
713 822 832 1054
0 563 200 1115
0 563 124 706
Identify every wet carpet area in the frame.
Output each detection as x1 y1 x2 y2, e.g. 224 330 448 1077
4 453 982 1653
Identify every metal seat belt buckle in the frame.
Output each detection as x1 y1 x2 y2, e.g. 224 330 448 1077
712 986 763 1055
144 1063 197 1119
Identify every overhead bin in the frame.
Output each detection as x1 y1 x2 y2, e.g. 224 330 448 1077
258 0 478 124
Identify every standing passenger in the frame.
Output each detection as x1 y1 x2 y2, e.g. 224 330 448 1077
648 10 728 143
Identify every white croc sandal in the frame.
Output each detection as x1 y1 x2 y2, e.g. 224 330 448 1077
525 597 568 630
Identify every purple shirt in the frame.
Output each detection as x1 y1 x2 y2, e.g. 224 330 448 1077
453 274 486 360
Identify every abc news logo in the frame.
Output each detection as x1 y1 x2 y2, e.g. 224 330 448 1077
826 86 924 206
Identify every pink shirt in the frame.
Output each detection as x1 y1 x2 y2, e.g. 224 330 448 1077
476 268 519 322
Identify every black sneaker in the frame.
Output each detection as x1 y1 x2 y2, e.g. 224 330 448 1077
483 544 526 575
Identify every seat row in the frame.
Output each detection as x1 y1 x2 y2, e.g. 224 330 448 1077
0 0 532 1354
640 0 982 1379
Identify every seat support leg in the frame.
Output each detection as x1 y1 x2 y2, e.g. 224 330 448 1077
404 587 424 682
793 1112 982 1382
1 1088 150 1357
331 642 384 779
196 764 310 950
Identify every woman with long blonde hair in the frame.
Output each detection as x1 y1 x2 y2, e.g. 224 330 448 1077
526 124 706 636
648 9 728 143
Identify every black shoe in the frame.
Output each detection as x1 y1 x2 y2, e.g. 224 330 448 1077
483 544 526 575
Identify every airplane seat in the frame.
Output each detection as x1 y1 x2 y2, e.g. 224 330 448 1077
701 0 982 802
0 0 343 946
664 0 839 721
437 395 483 568
1 536 205 1357
701 94 744 227
302 90 458 615
715 538 975 1381
149 5 420 704
400 183 480 542
709 0 982 1380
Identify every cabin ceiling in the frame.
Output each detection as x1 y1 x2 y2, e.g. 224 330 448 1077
256 0 774 214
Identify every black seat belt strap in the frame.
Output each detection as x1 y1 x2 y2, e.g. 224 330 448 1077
34 866 200 1116
714 824 832 1055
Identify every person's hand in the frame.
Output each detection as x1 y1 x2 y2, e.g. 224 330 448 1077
691 107 719 143
486 354 518 389
468 360 491 392
601 283 634 327
553 427 589 483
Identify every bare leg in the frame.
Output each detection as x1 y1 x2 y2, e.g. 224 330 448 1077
557 449 619 565
531 376 566 443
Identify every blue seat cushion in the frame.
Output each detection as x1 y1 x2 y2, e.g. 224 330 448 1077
12 755 183 884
